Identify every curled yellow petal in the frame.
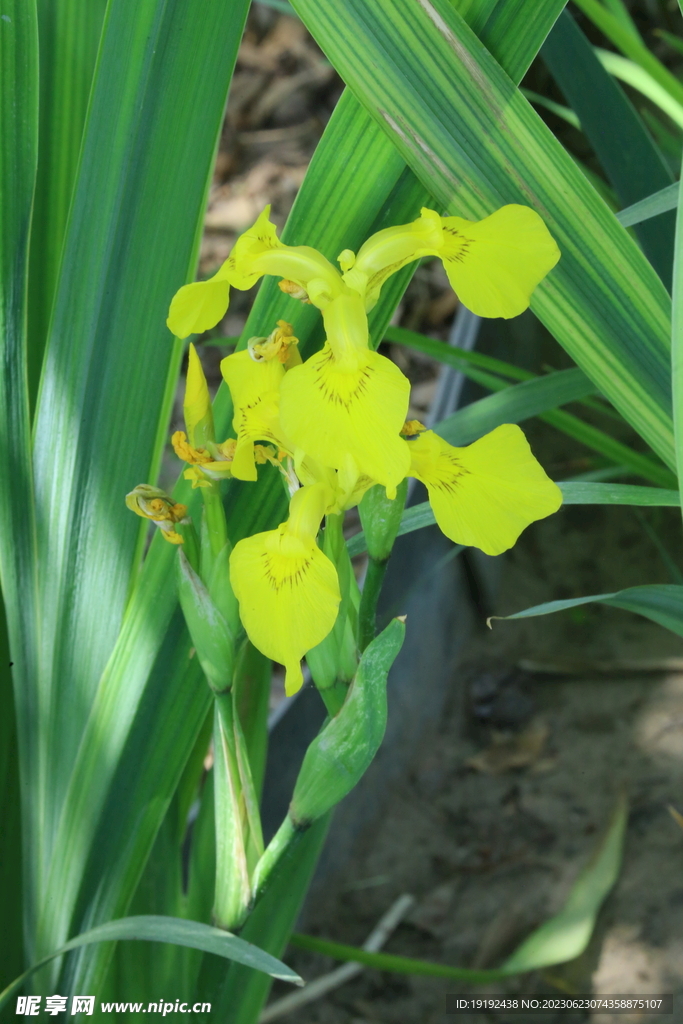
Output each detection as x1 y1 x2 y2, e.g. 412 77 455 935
229 483 340 695
408 424 562 555
220 349 288 481
342 207 443 309
125 484 188 543
279 343 411 498
224 207 343 308
167 274 231 339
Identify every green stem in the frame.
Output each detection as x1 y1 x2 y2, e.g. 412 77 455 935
178 520 200 573
358 556 388 651
250 815 304 905
201 481 228 571
212 694 250 931
317 681 348 717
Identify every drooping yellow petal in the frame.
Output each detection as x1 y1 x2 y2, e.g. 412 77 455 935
437 205 560 318
184 343 215 447
279 343 411 498
229 484 340 695
220 349 288 481
408 424 562 555
167 273 231 339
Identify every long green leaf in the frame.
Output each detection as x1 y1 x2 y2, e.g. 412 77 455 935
346 483 681 557
389 325 673 486
617 183 679 229
290 0 675 472
542 11 674 285
27 1 107 402
437 369 596 445
33 0 251 973
672 153 683 525
595 49 683 132
573 0 683 109
290 795 626 977
0 915 301 1012
501 794 627 971
386 324 534 381
0 600 22 990
496 583 683 636
0 0 41 954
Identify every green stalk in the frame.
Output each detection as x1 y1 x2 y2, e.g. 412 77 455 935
249 816 302 906
358 557 390 652
232 642 271 801
307 512 358 713
212 694 250 932
201 483 228 566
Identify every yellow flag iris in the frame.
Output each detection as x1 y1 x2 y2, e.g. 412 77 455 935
342 205 560 318
406 423 562 555
229 483 341 695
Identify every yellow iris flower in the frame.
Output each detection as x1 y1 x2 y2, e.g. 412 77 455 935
405 422 562 555
229 482 341 696
167 206 559 501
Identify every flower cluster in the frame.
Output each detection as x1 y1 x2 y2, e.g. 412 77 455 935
162 205 562 695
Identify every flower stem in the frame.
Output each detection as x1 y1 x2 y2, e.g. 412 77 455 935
358 556 388 652
212 694 251 931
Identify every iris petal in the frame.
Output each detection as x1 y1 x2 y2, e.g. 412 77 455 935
409 424 562 555
280 345 411 498
230 485 340 695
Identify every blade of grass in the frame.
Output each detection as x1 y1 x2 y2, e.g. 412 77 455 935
0 599 23 990
672 155 683 517
0 915 302 1012
436 368 597 443
496 584 683 635
522 88 582 130
432 372 674 487
617 183 679 228
542 11 675 286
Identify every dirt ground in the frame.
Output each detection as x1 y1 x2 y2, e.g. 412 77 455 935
268 493 683 1024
